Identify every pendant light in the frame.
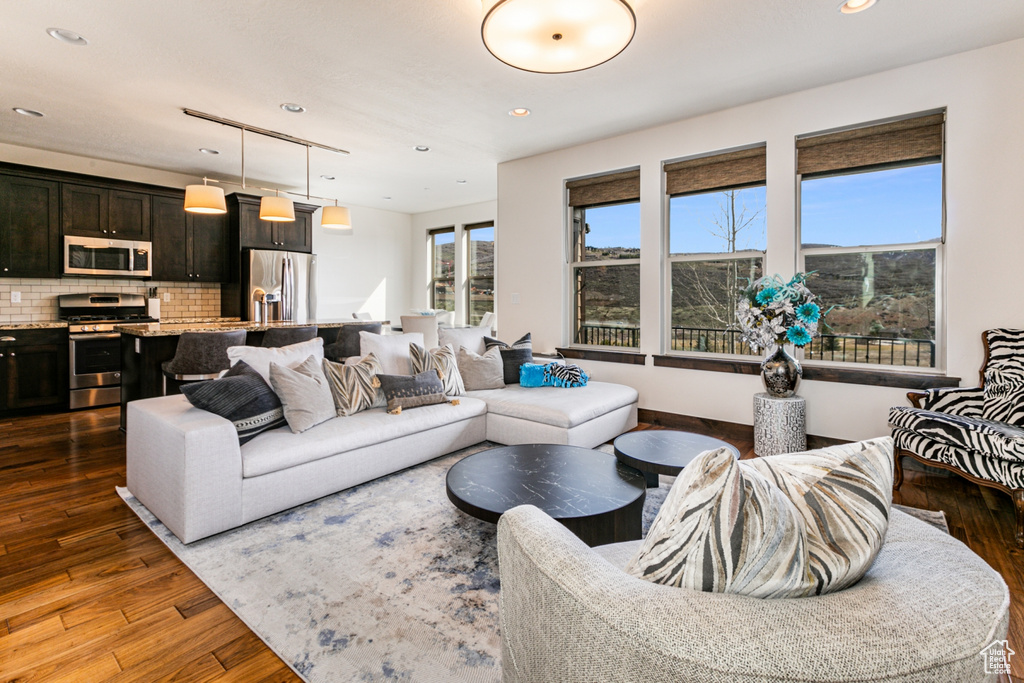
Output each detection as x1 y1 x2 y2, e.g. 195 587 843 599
481 0 636 74
184 178 227 214
321 201 352 230
260 189 295 222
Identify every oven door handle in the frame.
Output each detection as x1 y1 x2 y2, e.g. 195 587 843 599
70 333 122 341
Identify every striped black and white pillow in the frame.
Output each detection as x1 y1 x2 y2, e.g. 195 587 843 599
322 354 386 417
180 360 287 444
627 437 894 598
410 343 465 396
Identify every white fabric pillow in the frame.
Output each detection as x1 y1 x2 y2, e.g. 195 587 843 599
439 327 488 355
359 331 424 375
226 337 324 384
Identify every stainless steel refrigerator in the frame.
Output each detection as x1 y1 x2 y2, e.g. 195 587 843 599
243 249 318 323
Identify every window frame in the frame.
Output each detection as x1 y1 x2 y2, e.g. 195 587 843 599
428 226 455 312
796 155 946 373
567 199 642 350
465 221 495 326
662 148 768 360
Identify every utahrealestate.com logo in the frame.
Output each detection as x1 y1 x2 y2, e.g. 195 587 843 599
980 640 1014 675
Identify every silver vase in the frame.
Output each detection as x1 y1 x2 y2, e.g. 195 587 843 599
761 345 802 398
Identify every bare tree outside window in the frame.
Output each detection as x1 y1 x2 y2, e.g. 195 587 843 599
668 186 766 355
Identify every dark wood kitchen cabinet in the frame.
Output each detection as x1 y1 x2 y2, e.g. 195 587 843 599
231 193 314 254
0 328 69 414
151 195 229 282
62 183 151 240
0 174 61 278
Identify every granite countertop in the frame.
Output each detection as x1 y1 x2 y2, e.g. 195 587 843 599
0 322 69 330
115 319 390 337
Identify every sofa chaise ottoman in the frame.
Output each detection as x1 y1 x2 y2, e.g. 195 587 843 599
126 380 639 543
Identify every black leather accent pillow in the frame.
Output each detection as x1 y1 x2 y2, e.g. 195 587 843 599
325 323 383 361
484 333 533 385
376 370 448 414
180 360 287 444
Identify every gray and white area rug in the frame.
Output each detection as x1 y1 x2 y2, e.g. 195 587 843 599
118 441 945 683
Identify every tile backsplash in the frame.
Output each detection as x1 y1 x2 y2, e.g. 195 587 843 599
0 278 221 323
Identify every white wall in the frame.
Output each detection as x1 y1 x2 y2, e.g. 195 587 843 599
0 142 416 325
496 38 1024 441
313 207 413 324
411 201 497 326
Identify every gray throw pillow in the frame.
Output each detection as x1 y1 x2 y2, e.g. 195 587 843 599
268 355 336 433
484 333 533 384
180 360 287 444
376 371 449 414
457 347 505 391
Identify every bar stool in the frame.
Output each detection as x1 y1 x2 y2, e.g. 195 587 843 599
161 330 248 395
262 325 318 348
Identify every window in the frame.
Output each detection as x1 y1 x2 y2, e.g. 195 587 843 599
665 146 767 355
466 222 494 326
429 227 455 312
797 112 944 368
567 170 641 348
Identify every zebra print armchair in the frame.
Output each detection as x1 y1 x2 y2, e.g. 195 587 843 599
889 329 1024 547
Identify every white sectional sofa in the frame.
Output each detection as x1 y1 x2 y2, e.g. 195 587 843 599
126 381 638 544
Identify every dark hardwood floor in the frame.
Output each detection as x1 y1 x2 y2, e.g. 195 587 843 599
1 407 1022 681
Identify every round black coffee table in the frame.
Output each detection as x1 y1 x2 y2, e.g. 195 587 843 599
613 430 740 487
446 444 646 547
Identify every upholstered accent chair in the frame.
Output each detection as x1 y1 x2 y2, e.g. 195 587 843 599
889 329 1024 547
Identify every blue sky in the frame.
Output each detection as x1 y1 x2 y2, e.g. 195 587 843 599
582 162 942 252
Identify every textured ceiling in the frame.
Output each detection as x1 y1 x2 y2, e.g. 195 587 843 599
2 0 1023 214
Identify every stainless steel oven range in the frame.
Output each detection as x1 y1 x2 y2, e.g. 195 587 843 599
58 293 156 409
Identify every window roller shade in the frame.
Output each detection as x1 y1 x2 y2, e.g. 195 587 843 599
567 170 640 207
797 113 944 176
664 146 766 197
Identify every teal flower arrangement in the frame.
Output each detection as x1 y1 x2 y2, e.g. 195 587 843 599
736 273 826 352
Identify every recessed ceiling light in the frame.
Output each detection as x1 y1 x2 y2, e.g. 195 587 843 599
414 146 430 152
46 28 88 46
280 103 306 113
199 148 219 155
456 180 467 184
383 196 392 200
13 108 44 117
509 108 531 117
839 0 877 13
320 174 336 181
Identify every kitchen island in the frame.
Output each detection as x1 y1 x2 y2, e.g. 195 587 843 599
116 318 389 430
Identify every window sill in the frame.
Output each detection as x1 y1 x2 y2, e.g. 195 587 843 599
651 354 959 390
556 347 647 365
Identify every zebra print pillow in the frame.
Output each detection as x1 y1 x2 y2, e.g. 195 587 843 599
409 343 465 396
322 354 386 417
625 447 809 598
627 437 894 598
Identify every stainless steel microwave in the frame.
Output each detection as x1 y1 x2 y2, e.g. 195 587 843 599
64 235 152 277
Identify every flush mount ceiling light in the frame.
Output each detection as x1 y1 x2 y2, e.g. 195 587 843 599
481 0 635 74
13 108 45 117
280 103 306 113
509 108 531 117
839 0 877 13
184 178 227 215
46 28 88 46
181 108 352 228
414 145 430 152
